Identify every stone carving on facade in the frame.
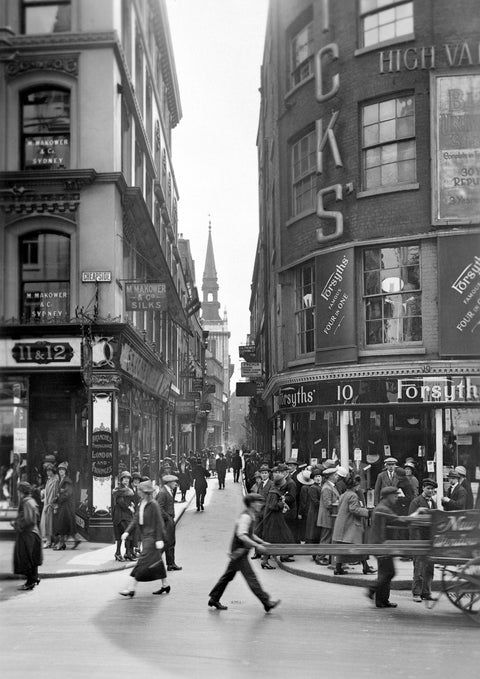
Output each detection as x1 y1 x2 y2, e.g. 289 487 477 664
6 53 79 80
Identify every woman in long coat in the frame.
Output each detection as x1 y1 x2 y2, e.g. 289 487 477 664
260 475 294 569
13 481 43 590
53 462 79 550
119 480 169 597
304 467 323 546
177 455 192 502
40 463 59 548
112 471 136 561
332 474 374 575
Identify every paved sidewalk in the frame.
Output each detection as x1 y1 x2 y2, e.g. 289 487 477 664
0 488 195 580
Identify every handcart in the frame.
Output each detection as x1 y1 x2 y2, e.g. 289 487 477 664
263 509 480 624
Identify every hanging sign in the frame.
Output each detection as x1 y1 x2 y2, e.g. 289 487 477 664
125 282 167 311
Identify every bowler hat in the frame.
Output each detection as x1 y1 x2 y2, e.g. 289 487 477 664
380 485 399 498
138 480 155 493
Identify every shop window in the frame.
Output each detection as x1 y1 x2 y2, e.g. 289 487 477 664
290 22 314 88
20 231 70 323
362 94 415 190
22 0 71 34
363 244 422 345
292 129 316 216
21 86 70 170
295 264 315 354
360 0 413 48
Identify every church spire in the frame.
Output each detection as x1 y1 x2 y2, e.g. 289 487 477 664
201 219 221 321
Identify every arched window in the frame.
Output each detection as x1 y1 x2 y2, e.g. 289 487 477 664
21 86 70 170
20 231 70 323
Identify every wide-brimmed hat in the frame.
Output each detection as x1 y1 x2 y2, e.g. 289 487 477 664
296 469 313 486
162 474 178 484
138 480 155 493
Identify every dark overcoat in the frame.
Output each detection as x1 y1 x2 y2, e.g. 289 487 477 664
177 460 192 493
112 486 134 539
156 486 175 548
260 484 294 544
55 475 76 535
13 496 43 577
305 484 322 541
127 499 167 581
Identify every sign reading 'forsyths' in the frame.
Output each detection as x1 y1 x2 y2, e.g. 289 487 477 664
125 282 167 310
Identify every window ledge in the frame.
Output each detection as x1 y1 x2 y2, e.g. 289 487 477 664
285 73 315 102
358 346 426 357
286 208 316 227
288 355 315 368
357 183 419 199
354 33 415 58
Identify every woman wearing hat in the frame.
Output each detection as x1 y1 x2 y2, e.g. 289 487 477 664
119 480 169 598
112 471 136 561
332 474 374 575
53 462 80 550
40 463 59 548
260 467 295 569
13 481 43 590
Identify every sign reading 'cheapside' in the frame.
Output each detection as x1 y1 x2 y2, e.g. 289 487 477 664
125 282 166 311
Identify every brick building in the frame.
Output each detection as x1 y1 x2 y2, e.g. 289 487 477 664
250 0 480 499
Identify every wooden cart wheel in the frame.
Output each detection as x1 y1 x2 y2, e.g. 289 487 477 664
441 557 480 624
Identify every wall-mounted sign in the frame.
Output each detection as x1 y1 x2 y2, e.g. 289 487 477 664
316 248 357 363
24 135 70 169
176 400 196 416
432 72 480 225
1 338 81 368
438 234 480 355
239 344 258 361
240 362 262 378
125 282 166 311
91 428 113 478
192 378 204 391
22 283 69 322
236 382 257 397
82 271 112 283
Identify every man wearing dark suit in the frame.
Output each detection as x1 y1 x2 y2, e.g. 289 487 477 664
374 457 399 505
409 478 437 602
250 465 272 560
216 453 228 489
455 465 474 509
156 475 182 571
441 469 467 510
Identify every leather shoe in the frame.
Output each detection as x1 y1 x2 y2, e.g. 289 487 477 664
264 599 281 613
152 585 171 595
208 598 228 610
167 564 182 571
334 568 347 575
376 602 398 608
412 595 422 603
280 556 295 562
422 595 437 601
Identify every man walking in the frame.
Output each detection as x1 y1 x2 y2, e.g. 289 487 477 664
208 493 280 613
156 474 182 571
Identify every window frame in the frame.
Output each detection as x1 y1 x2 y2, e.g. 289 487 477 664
22 0 71 34
359 0 414 49
295 264 316 355
289 21 314 89
362 244 422 347
361 93 416 191
20 85 71 171
19 230 71 324
291 129 317 217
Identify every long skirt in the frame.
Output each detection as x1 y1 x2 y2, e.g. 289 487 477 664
13 531 43 580
40 504 55 540
131 539 167 582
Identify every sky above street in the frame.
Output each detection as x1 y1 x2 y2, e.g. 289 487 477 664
167 0 269 382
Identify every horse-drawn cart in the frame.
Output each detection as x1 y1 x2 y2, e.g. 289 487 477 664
263 509 480 624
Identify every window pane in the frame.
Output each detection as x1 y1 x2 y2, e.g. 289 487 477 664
398 159 415 182
363 103 379 126
22 88 70 170
378 119 396 142
365 167 381 189
378 22 395 42
396 116 414 138
364 124 379 147
364 249 380 271
24 3 71 34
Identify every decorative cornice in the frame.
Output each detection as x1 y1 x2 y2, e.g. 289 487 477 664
7 32 117 50
0 194 80 215
263 361 480 399
6 52 79 80
90 372 122 390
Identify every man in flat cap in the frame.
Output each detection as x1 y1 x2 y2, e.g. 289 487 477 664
374 457 399 505
441 469 467 510
409 478 438 602
157 475 182 571
367 486 406 608
208 494 280 613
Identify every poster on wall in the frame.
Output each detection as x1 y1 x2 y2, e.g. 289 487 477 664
438 234 480 356
315 247 357 363
432 73 480 225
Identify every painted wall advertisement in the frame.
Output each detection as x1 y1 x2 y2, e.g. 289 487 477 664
432 73 480 225
438 234 480 356
315 248 356 363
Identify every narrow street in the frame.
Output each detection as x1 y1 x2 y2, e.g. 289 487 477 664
1 473 479 679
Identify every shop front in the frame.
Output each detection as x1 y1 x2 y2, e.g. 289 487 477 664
273 364 480 502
